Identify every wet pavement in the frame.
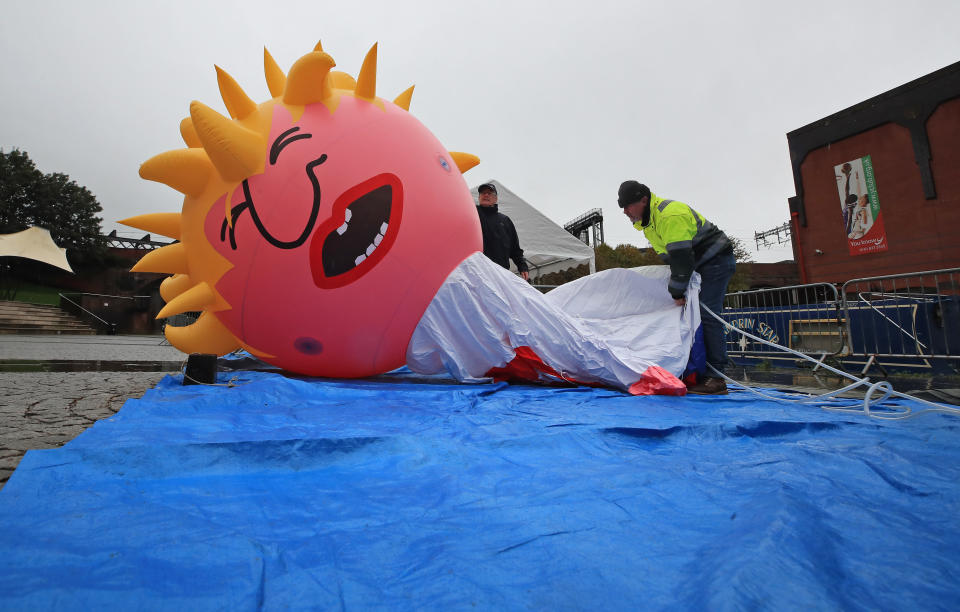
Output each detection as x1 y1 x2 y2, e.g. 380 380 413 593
0 335 183 488
0 334 185 367
0 370 173 487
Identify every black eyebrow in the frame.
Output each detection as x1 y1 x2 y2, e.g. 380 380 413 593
270 127 312 165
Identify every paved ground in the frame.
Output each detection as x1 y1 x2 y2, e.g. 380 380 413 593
0 335 183 489
0 371 172 487
0 334 186 362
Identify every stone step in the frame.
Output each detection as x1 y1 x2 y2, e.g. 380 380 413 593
0 312 94 324
0 300 63 310
0 310 95 324
0 327 97 335
0 320 98 329
0 308 67 318
0 325 98 335
0 301 100 335
0 302 66 315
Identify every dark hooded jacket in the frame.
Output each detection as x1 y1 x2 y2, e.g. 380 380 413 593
476 204 528 273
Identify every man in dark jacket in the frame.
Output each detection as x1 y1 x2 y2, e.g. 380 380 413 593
476 183 529 280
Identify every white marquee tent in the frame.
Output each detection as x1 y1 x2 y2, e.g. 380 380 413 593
0 226 73 272
470 180 595 280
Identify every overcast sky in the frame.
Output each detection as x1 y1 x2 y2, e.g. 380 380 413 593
2 0 958 263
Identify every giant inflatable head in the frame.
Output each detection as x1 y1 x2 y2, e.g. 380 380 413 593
121 42 483 377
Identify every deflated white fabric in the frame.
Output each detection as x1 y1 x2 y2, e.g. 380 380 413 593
406 252 701 392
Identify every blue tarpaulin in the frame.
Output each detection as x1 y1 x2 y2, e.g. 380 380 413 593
1 369 959 609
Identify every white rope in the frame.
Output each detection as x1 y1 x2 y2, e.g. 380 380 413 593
701 304 960 420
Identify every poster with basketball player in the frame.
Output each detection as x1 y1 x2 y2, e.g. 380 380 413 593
834 155 888 256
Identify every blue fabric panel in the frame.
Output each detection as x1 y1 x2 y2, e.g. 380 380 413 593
0 369 958 610
683 324 706 379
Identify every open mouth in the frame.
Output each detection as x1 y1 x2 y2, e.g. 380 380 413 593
310 173 403 289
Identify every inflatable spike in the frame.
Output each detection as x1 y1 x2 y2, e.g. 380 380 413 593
393 85 414 111
164 311 240 356
160 273 195 303
180 118 201 148
355 43 378 100
189 101 264 181
330 71 357 90
156 282 216 319
119 212 183 241
215 66 258 120
138 149 212 197
283 51 335 106
130 243 189 274
449 152 480 174
263 48 286 98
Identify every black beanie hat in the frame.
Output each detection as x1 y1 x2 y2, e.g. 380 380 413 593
618 181 650 208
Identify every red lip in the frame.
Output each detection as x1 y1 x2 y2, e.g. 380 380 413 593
309 173 403 289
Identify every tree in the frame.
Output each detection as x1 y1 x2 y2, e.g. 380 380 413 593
729 236 754 264
726 236 754 292
595 243 661 271
0 149 106 261
538 236 755 289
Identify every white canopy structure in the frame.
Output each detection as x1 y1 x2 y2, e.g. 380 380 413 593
471 180 595 279
0 226 73 272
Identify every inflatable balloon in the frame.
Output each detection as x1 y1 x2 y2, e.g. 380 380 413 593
122 39 697 395
122 41 483 377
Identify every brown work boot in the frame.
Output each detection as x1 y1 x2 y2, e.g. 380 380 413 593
686 377 728 395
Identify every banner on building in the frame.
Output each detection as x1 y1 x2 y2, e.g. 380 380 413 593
834 155 888 256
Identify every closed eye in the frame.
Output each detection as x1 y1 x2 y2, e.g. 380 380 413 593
270 127 312 165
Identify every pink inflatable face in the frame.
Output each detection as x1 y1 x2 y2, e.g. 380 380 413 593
126 46 483 377
203 98 481 376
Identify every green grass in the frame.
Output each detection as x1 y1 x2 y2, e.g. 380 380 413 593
2 281 63 306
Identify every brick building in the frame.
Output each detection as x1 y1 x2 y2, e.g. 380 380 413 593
786 61 960 284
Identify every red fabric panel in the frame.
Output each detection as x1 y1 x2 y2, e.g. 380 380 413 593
628 365 687 396
486 346 600 388
486 346 687 396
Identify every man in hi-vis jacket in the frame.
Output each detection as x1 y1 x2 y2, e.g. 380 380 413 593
618 180 736 395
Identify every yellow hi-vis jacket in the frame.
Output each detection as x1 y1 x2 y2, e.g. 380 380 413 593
633 193 731 299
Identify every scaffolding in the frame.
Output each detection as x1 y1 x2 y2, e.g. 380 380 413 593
105 230 172 250
563 208 604 247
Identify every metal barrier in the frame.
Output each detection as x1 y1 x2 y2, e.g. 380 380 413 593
840 268 960 361
722 283 844 361
719 269 960 373
58 292 153 334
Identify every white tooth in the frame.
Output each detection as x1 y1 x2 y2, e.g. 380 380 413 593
373 233 383 246
380 222 388 234
366 244 376 256
336 223 348 235
354 254 366 266
344 209 352 222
